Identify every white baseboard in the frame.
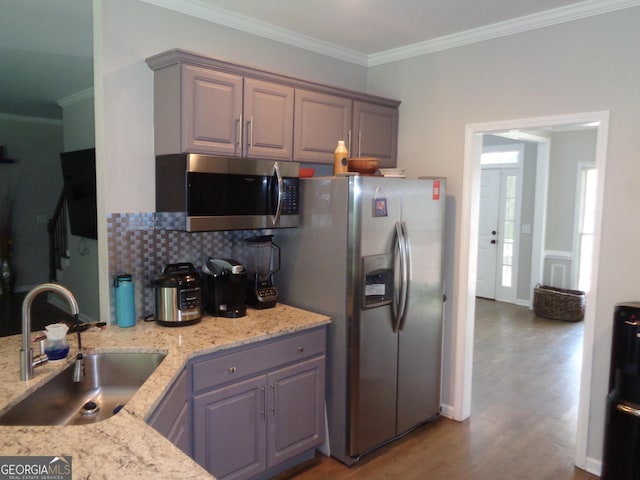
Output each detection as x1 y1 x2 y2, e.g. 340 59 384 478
439 403 455 419
584 456 601 477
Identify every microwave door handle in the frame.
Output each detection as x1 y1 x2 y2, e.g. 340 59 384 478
271 161 283 226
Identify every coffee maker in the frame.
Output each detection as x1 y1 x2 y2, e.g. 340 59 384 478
201 257 247 318
244 235 280 309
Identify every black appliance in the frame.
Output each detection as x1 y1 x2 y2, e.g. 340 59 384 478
244 235 280 309
602 302 640 479
201 258 247 318
151 263 202 326
155 154 300 232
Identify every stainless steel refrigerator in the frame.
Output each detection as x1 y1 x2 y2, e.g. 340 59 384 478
276 175 446 465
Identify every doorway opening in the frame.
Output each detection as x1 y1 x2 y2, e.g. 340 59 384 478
454 111 609 472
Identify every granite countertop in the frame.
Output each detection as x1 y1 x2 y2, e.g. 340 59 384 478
0 304 330 480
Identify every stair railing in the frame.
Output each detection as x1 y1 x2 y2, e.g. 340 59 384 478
48 190 70 282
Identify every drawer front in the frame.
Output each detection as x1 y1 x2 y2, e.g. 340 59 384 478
192 327 325 392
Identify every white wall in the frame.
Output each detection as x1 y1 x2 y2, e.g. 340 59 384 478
546 129 597 252
367 6 640 468
58 92 99 321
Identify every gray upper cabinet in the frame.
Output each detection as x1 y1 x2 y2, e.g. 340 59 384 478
293 90 352 164
152 64 293 159
244 78 294 161
153 63 243 156
352 101 399 167
147 49 400 164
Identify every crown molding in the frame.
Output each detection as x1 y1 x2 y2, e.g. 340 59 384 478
0 112 63 125
369 0 640 66
140 0 640 67
139 0 369 66
57 87 95 108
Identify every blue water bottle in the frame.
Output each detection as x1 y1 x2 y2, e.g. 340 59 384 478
114 273 136 328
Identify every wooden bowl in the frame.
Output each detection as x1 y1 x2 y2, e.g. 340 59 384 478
348 157 379 175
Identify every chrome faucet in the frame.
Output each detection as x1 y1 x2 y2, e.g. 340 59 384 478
20 283 81 381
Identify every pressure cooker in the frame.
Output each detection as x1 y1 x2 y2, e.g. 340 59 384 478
151 262 202 326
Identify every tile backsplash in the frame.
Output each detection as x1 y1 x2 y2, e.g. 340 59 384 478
107 212 265 322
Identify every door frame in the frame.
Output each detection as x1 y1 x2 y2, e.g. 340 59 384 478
454 111 609 471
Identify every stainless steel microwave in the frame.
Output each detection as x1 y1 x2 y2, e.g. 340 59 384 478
155 154 300 232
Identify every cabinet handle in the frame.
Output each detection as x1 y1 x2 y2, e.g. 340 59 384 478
228 367 237 373
271 383 276 416
237 114 243 152
248 115 254 150
358 131 362 157
261 387 266 417
347 129 352 157
297 346 304 352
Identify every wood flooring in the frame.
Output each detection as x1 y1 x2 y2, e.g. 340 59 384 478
278 298 598 480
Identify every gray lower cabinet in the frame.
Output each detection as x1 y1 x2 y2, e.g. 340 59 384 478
147 368 191 456
192 327 326 480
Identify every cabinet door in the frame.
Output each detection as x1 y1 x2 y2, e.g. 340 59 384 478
352 101 398 167
267 356 325 467
293 90 352 164
244 78 294 161
182 65 243 155
147 368 191 455
193 375 267 480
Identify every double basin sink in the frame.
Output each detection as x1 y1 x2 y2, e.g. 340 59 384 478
0 352 166 426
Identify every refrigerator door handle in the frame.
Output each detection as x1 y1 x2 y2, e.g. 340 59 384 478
398 221 411 331
393 221 410 332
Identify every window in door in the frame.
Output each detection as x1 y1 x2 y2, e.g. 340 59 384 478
501 174 517 288
575 165 596 292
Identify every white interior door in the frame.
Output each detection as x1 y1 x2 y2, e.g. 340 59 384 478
476 169 500 298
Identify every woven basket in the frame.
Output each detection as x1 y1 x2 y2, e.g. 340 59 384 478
533 285 586 322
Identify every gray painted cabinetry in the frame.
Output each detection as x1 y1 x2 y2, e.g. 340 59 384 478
148 368 191 455
149 327 326 480
192 327 326 480
153 63 293 160
147 49 400 165
352 101 399 167
293 90 399 166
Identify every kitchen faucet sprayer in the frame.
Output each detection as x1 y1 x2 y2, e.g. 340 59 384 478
20 283 81 381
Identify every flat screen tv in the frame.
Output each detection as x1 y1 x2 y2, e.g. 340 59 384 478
60 148 97 240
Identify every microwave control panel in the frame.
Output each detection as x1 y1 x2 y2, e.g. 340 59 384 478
281 178 300 215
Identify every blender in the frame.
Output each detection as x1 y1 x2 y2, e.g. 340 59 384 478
244 235 280 309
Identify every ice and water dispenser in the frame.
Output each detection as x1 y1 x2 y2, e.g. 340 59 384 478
602 302 640 479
